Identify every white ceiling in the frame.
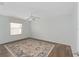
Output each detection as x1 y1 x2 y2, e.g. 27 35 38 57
0 2 74 19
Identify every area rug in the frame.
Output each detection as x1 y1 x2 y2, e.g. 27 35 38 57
4 39 55 57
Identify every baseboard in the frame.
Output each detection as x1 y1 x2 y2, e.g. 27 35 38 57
26 37 71 47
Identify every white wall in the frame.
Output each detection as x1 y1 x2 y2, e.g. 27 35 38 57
31 2 77 52
77 3 79 53
0 15 9 43
73 3 77 53
0 15 30 44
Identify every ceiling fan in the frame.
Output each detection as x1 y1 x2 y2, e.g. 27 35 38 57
25 12 40 22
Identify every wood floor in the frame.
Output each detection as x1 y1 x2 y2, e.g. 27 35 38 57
0 45 13 57
0 38 73 57
48 43 73 57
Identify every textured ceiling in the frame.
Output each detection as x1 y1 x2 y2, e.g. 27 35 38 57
0 2 74 19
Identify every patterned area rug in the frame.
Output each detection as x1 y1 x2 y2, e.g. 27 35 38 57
4 39 55 57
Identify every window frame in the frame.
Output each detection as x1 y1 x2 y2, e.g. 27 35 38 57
10 22 22 35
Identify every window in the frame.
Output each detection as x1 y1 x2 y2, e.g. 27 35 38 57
10 23 22 35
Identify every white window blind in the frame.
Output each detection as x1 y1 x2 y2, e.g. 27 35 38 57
10 23 22 35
